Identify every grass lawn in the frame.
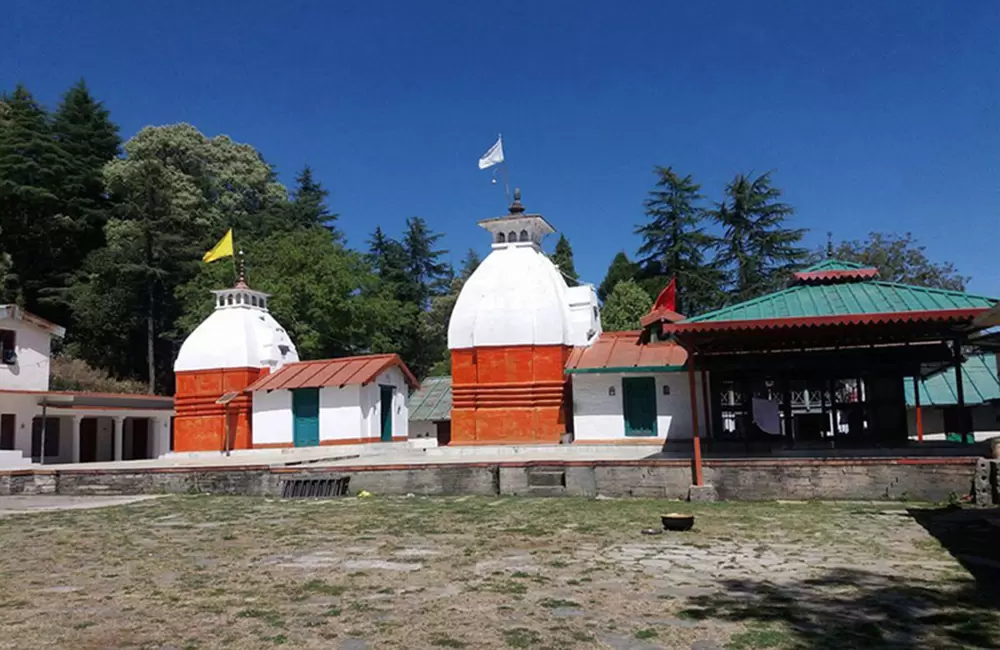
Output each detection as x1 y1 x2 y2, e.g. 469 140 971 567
0 496 996 649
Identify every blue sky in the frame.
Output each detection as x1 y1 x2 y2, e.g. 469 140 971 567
5 1 999 295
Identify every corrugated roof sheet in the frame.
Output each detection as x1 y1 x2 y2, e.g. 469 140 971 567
408 376 452 421
683 281 996 324
247 354 418 392
565 331 688 373
906 354 1000 407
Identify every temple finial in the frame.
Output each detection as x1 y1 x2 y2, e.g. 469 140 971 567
509 188 525 214
235 250 248 289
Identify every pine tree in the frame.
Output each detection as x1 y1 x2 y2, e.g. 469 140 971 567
550 234 579 286
289 165 340 238
714 171 806 301
368 226 410 297
598 251 640 302
48 80 121 319
0 84 73 318
402 216 450 308
635 166 721 315
458 248 481 282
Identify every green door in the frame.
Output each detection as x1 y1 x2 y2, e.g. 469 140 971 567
379 385 394 442
292 388 320 447
622 377 658 437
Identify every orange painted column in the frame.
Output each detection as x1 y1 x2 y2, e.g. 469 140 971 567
450 345 570 445
913 376 923 443
174 367 265 452
688 357 703 486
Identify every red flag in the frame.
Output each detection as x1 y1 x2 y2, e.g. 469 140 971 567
652 277 676 313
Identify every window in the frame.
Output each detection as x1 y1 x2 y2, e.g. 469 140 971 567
31 417 59 459
508 231 517 242
217 296 225 307
227 294 234 306
496 232 506 243
236 293 243 305
0 329 15 365
0 414 14 450
251 295 258 307
519 230 529 242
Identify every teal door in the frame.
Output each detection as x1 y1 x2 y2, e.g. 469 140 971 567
622 377 658 437
379 385 394 442
292 388 320 447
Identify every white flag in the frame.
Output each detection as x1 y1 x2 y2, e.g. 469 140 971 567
478 135 504 170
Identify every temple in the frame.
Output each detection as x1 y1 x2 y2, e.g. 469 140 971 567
447 190 601 444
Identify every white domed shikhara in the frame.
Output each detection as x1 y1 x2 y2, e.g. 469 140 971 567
174 282 299 373
448 191 601 350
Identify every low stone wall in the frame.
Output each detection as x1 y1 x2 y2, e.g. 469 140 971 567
0 457 981 502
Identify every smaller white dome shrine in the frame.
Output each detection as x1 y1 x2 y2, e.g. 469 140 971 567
174 281 299 373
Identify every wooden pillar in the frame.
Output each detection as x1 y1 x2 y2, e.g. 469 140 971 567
688 357 703 487
953 340 969 444
700 367 711 440
912 376 923 443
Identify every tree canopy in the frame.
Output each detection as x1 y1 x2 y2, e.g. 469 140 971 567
821 232 969 291
551 234 579 286
635 166 722 314
600 279 653 331
714 171 807 302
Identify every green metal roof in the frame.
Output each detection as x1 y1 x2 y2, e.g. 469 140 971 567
797 259 869 273
684 281 997 324
906 355 1000 407
408 376 451 421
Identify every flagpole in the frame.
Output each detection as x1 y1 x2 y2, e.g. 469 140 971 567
501 161 512 207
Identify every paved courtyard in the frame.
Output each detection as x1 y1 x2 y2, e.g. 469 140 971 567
0 496 996 649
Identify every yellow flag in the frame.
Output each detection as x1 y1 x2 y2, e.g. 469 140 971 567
203 229 234 263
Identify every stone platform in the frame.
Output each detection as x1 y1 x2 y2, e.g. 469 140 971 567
0 442 985 502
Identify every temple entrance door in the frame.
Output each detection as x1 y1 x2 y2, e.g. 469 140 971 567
379 385 394 442
623 377 658 437
292 388 320 447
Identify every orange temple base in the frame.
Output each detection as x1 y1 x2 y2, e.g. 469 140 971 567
450 345 571 444
174 367 267 452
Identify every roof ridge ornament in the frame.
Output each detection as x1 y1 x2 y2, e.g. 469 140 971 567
509 188 525 214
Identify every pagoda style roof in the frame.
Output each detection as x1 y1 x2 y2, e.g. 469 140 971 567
646 259 998 355
657 259 995 333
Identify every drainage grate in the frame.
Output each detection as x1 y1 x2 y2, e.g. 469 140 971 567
281 476 351 498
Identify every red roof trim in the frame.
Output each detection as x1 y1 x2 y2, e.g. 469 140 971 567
792 268 879 283
662 308 986 334
247 354 419 392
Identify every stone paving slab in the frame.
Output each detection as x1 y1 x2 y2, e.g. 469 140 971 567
0 494 161 515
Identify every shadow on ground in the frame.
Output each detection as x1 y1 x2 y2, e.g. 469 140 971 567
680 566 997 649
909 506 1000 599
678 507 1000 649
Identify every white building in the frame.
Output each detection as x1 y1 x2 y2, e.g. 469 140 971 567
248 354 418 447
0 305 174 466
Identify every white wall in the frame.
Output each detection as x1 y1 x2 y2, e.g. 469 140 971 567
571 371 706 442
0 318 53 391
321 384 363 443
409 420 436 439
0 392 42 461
252 389 293 446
